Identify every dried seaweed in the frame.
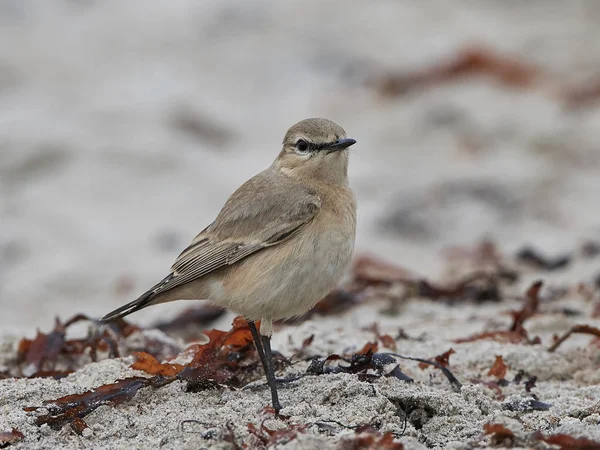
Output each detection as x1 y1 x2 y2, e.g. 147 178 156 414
483 423 515 447
306 342 396 379
580 241 600 259
471 379 504 399
592 301 600 319
0 429 24 448
371 46 541 99
516 247 570 271
17 318 68 377
14 315 119 378
563 78 600 110
385 353 461 392
10 313 182 379
487 355 508 379
387 365 414 383
454 281 542 345
131 352 183 377
415 273 502 303
548 324 600 352
170 108 235 147
418 348 454 370
350 254 413 289
153 304 225 339
366 323 397 351
534 431 600 450
247 421 308 448
289 289 361 324
525 376 537 392
24 377 164 433
502 397 551 412
336 425 404 450
24 317 267 432
454 329 533 345
510 281 542 331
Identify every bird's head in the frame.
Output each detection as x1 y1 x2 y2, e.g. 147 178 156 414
274 118 356 185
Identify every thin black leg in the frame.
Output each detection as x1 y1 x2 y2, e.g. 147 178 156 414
260 334 281 413
247 320 267 366
246 320 281 413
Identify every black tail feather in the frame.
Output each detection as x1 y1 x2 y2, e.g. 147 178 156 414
100 273 174 322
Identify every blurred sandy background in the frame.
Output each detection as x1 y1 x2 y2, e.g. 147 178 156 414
2 0 600 335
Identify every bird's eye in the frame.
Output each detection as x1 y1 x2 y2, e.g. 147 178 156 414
295 139 309 154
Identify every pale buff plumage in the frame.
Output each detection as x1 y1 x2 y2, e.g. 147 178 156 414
101 118 356 335
100 118 356 412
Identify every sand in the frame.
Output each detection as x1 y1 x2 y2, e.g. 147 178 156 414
2 0 600 448
2 265 600 448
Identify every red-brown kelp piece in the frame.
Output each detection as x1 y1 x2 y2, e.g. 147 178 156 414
366 323 397 351
336 425 404 450
454 281 543 345
0 428 24 447
24 377 161 434
12 314 145 379
509 280 542 331
371 46 541 99
453 329 533 345
418 348 455 370
131 352 184 377
487 356 508 379
17 318 67 377
247 421 308 448
350 254 413 289
548 324 600 352
483 423 515 447
24 317 266 433
534 432 600 450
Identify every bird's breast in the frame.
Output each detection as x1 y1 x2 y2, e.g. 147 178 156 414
219 186 356 321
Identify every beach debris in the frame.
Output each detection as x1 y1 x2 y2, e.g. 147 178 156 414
289 289 361 324
10 314 181 379
0 429 24 448
24 377 160 434
502 397 550 412
153 304 225 340
418 348 455 370
548 324 600 352
370 46 541 99
534 432 600 450
247 421 308 448
515 247 571 271
336 425 404 450
483 423 515 447
454 281 543 344
487 355 508 379
306 342 396 379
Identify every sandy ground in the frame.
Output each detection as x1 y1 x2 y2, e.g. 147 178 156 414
1 265 600 449
2 0 600 448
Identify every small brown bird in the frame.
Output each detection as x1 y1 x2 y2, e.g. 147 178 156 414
101 118 357 412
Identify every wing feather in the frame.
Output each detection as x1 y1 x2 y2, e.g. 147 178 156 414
101 170 320 321
145 171 320 297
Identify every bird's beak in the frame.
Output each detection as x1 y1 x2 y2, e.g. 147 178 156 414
326 138 357 154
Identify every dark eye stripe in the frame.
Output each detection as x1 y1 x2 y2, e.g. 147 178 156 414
307 141 336 151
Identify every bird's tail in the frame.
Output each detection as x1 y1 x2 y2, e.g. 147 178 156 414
100 273 174 322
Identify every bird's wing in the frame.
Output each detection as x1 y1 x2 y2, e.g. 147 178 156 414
100 170 320 322
154 170 320 296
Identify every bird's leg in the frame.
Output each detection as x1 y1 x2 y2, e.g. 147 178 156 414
246 319 281 413
260 333 281 413
247 320 267 368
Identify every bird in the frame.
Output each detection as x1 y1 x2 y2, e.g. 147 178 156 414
100 118 357 412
